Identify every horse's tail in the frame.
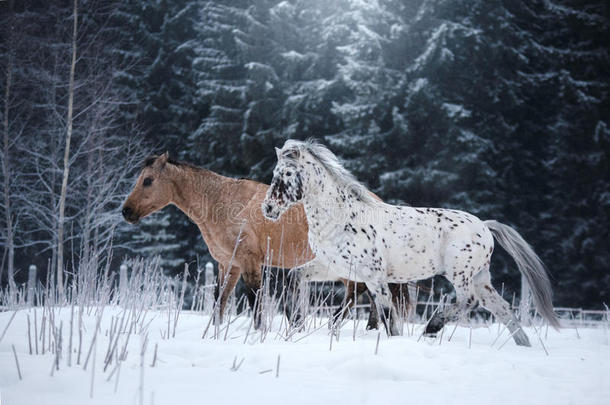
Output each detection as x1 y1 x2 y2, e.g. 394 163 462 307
484 220 560 329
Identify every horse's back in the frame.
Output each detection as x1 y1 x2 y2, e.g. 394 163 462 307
380 205 492 280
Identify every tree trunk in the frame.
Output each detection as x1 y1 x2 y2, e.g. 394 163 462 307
2 0 15 290
57 0 79 298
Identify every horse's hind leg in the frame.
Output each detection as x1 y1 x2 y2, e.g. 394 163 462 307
332 281 378 329
389 283 410 320
424 276 477 337
364 286 380 330
473 269 531 347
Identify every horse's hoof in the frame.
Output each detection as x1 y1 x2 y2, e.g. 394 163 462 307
366 322 379 331
331 308 345 322
424 319 444 336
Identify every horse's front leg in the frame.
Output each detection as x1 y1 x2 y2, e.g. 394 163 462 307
285 259 330 329
332 280 356 326
365 280 400 336
389 282 412 322
213 263 242 325
241 265 263 329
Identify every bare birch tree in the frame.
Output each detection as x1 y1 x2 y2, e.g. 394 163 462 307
0 0 20 290
1 23 15 290
1 1 148 290
56 0 79 297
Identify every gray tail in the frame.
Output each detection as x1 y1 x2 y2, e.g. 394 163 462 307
485 220 560 329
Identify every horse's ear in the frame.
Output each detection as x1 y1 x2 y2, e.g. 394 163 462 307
284 149 299 159
159 152 169 168
275 147 281 160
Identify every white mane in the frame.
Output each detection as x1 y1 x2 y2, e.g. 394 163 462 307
281 138 379 206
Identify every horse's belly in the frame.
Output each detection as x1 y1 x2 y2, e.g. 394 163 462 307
386 251 439 282
383 229 444 281
307 237 373 282
312 251 363 281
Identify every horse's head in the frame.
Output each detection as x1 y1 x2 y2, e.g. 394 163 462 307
262 146 306 221
122 152 174 224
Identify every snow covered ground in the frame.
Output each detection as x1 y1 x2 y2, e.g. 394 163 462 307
0 308 608 405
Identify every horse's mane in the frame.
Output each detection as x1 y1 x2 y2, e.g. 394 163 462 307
282 138 379 206
143 155 203 171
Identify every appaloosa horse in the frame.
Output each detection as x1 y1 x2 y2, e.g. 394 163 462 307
122 153 409 328
262 139 560 345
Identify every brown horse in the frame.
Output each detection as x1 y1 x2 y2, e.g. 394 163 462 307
122 153 409 327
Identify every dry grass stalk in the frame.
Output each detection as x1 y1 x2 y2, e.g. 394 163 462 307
34 308 39 355
230 356 245 372
26 314 32 355
0 310 17 344
138 333 149 405
172 264 189 338
12 344 22 380
151 343 158 367
374 331 381 355
275 355 281 378
89 333 97 398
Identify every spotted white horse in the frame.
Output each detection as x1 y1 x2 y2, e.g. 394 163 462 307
262 139 559 346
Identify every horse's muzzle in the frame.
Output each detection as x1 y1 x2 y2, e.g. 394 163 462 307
122 206 139 224
262 202 279 221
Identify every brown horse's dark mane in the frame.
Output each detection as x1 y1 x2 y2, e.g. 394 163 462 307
142 156 156 167
143 155 259 185
142 155 205 172
167 159 203 171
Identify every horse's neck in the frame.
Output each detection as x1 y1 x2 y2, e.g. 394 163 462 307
170 167 242 235
302 169 349 238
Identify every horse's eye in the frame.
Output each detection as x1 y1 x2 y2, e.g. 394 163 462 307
143 177 153 187
285 171 292 177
